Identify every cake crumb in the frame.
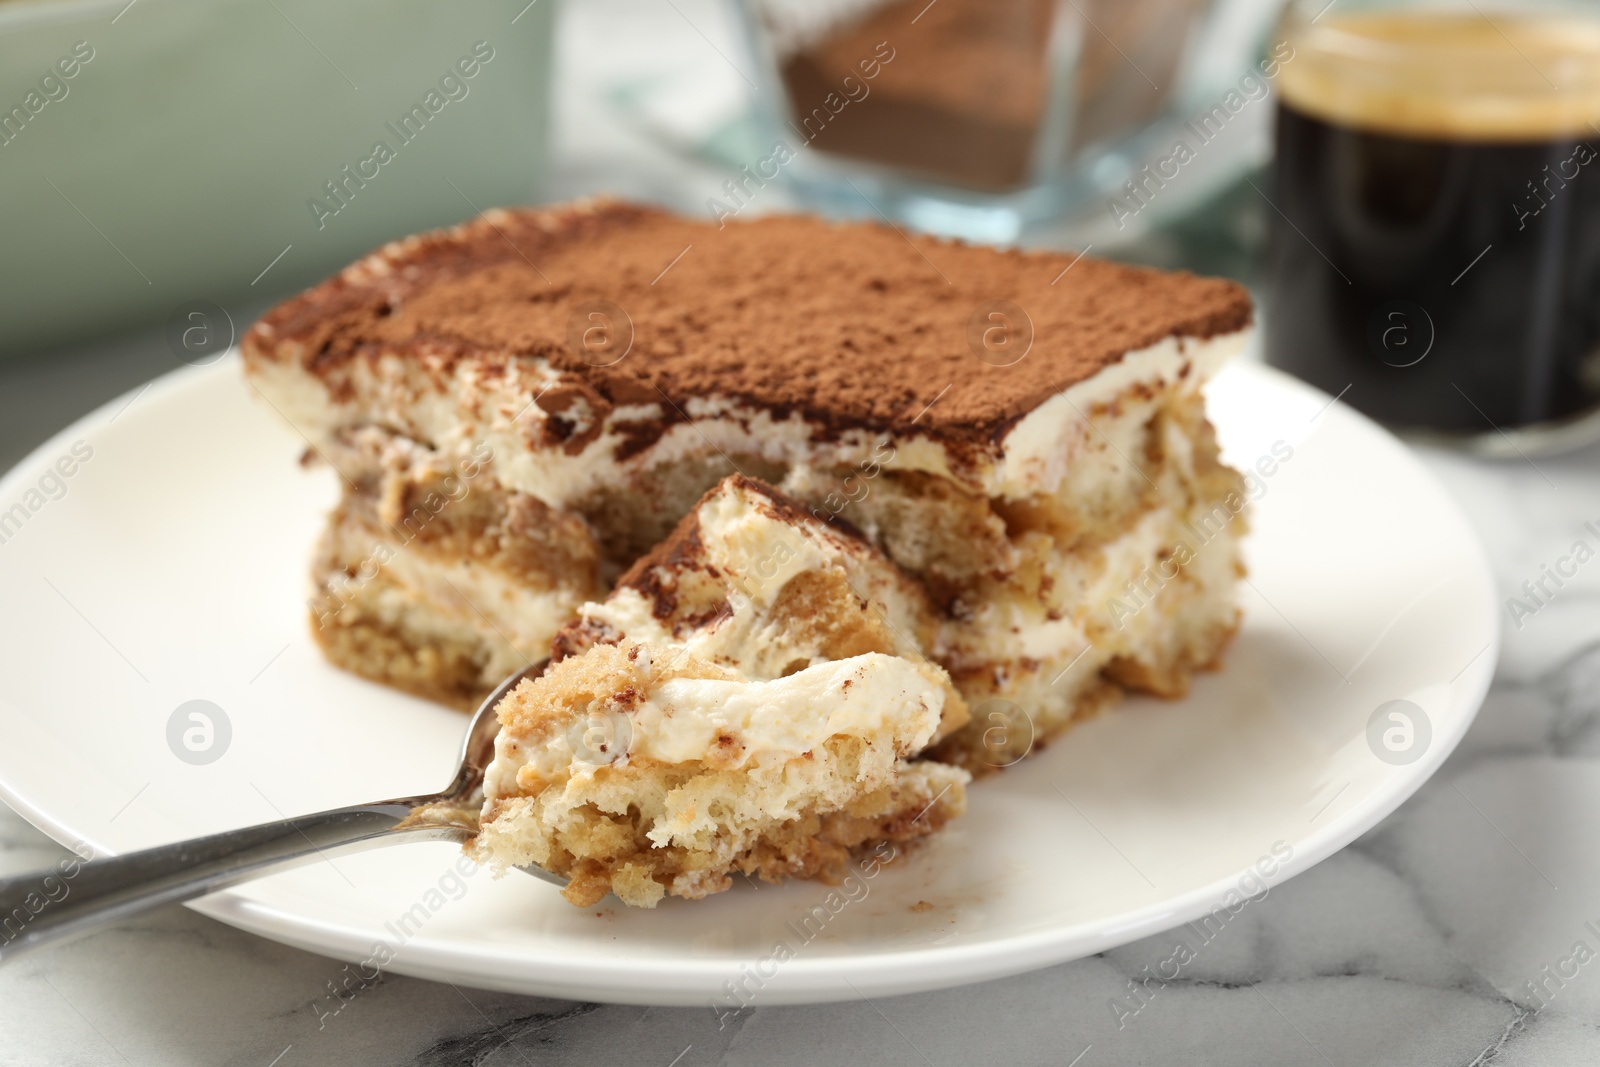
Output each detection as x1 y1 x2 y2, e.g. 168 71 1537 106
911 900 935 913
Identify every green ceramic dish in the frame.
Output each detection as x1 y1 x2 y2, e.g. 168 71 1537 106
0 0 556 356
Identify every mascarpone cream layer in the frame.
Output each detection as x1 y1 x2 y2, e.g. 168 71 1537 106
941 502 1243 668
247 329 1245 508
483 651 944 800
325 535 582 659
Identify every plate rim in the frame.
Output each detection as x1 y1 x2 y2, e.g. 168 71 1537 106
0 356 1500 1005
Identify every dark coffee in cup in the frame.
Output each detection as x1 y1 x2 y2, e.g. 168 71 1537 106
1265 11 1600 441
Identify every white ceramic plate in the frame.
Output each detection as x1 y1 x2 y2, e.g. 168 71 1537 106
0 357 1497 1006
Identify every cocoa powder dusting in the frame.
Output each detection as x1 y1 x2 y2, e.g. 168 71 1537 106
250 200 1251 447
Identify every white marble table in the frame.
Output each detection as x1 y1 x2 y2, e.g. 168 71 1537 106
5 1 1600 1063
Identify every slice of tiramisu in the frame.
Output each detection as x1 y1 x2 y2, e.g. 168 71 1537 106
472 474 970 907
244 198 1251 766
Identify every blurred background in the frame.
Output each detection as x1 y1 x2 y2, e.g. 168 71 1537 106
4 0 1600 451
0 0 1287 466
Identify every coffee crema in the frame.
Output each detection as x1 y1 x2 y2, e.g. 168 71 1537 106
1278 14 1600 140
1266 11 1600 436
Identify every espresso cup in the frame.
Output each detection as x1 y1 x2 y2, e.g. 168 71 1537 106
1265 1 1600 451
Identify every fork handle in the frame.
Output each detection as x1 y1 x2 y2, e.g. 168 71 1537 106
0 803 461 962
